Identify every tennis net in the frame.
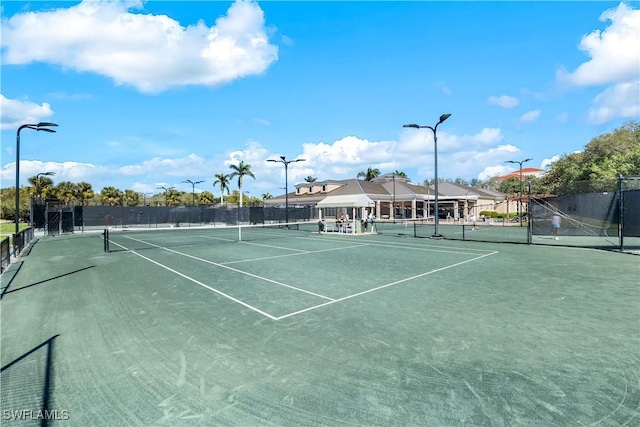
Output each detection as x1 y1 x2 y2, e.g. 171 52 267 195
103 222 317 252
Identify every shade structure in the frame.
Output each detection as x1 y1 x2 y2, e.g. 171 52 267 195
316 194 375 208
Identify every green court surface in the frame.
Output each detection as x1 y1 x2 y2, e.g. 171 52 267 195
1 224 639 426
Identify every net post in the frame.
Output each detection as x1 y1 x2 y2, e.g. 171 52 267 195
103 228 109 252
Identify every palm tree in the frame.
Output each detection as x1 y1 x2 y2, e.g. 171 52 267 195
304 176 317 183
100 186 123 206
55 181 77 204
262 192 273 200
198 191 215 205
166 189 183 207
229 161 255 208
75 182 94 206
393 170 408 178
213 173 231 206
357 167 380 181
122 189 140 206
27 175 55 200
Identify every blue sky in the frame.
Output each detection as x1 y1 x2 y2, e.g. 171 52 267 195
1 1 639 198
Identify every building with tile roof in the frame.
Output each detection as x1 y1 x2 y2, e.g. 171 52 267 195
264 173 515 221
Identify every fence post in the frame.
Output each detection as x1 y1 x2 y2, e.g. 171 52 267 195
527 180 532 244
619 174 624 252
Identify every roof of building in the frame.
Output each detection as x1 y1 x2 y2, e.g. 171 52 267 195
497 167 546 180
263 177 508 205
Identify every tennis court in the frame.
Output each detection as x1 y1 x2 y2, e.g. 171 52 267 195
1 223 639 426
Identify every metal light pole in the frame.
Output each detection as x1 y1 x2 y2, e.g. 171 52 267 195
183 179 204 206
15 122 58 240
505 158 532 226
267 156 306 224
157 186 175 206
403 113 451 238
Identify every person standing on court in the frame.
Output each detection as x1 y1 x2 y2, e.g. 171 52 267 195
552 214 561 240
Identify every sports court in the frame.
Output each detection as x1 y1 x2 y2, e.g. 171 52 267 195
1 223 638 425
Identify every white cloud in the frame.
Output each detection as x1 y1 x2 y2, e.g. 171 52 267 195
435 82 453 96
0 94 55 130
1 0 279 93
280 35 295 46
556 2 640 124
518 110 541 125
541 155 561 170
0 129 525 194
487 95 520 109
557 2 640 87
587 81 640 124
251 118 271 127
478 165 511 181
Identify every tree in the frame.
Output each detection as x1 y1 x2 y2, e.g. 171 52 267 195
27 175 55 200
99 186 124 206
357 167 380 181
262 192 273 199
497 177 521 195
165 189 183 207
198 191 215 205
541 120 640 194
304 176 317 182
213 173 231 205
75 182 94 206
229 161 255 207
122 189 140 206
55 181 76 203
393 170 408 178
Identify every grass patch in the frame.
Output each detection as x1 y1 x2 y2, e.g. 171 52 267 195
0 222 31 242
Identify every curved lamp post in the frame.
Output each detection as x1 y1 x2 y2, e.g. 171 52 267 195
505 158 532 226
267 156 306 224
403 113 451 238
35 171 56 201
183 179 204 206
157 186 175 206
15 122 58 239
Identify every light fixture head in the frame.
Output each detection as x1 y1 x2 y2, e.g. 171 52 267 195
439 114 451 123
403 124 420 128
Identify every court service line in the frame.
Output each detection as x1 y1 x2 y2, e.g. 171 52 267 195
235 240 310 253
295 235 492 256
107 240 279 320
222 243 371 265
120 236 336 302
274 250 499 321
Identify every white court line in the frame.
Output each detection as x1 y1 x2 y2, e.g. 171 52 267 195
274 250 499 320
121 235 335 302
295 235 493 256
107 240 279 320
222 243 370 265
236 240 309 253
